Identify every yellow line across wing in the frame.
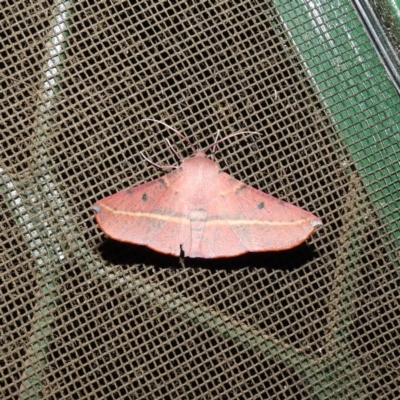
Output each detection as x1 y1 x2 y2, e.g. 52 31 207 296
99 203 309 227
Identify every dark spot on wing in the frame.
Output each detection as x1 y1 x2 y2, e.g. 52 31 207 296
142 193 148 201
127 188 133 194
257 201 265 210
279 199 286 206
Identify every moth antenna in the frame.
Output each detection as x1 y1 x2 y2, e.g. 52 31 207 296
165 138 184 161
142 118 196 154
140 151 178 170
203 130 261 154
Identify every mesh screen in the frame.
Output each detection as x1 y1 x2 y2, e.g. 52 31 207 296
1 0 400 399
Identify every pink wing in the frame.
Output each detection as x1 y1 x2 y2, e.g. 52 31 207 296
187 172 322 258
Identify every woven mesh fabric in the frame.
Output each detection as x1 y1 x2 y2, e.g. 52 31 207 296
1 1 399 399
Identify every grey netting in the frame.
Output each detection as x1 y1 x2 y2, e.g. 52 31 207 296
1 1 399 399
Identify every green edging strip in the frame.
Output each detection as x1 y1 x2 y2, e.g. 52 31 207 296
273 0 400 397
351 0 400 93
275 0 400 247
373 0 400 59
